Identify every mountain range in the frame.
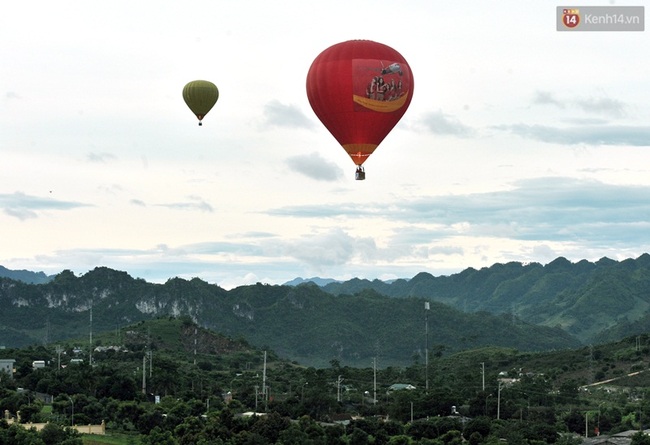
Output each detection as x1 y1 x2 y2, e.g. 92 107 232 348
0 265 54 284
1 254 649 367
317 254 650 344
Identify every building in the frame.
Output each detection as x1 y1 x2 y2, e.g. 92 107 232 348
387 383 416 392
581 429 650 445
0 359 15 379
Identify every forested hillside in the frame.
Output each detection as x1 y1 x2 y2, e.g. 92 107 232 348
2 317 650 444
2 255 649 367
0 265 53 284
321 254 650 344
0 267 578 368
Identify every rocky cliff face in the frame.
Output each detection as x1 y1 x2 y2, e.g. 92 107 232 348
4 258 649 367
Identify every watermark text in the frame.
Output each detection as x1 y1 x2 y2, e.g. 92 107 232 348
557 6 644 31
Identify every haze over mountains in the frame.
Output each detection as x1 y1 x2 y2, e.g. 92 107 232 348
282 277 341 287
0 265 54 285
1 254 649 367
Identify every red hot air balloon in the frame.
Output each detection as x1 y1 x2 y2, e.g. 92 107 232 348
306 40 414 180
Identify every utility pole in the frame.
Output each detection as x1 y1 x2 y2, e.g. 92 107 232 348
66 395 74 426
337 375 344 402
301 382 308 403
89 303 93 366
497 380 503 420
262 351 267 397
481 362 485 391
255 385 259 412
373 357 377 405
589 344 594 384
262 351 268 412
425 301 430 391
142 354 147 395
55 345 63 371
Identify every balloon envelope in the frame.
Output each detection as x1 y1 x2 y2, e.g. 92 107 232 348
306 40 414 165
183 80 219 125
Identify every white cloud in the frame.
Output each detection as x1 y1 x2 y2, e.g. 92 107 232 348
532 90 627 118
157 196 214 213
263 100 315 129
498 124 650 146
420 110 475 137
283 228 358 267
285 152 344 181
1 0 649 288
574 96 626 118
0 192 91 221
532 91 564 108
87 152 117 163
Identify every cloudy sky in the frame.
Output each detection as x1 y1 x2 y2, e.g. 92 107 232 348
2 1 649 289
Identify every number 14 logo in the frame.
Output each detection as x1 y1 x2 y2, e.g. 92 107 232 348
562 8 580 28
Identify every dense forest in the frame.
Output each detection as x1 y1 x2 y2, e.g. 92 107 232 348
5 254 650 368
0 266 583 367
3 257 650 443
3 317 650 444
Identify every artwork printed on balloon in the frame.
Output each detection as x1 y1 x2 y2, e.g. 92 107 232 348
352 59 412 113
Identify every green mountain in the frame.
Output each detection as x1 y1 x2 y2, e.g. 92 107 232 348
322 254 650 344
0 265 53 284
0 267 579 368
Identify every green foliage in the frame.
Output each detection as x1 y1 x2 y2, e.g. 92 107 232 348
0 421 82 445
6 253 645 370
324 254 650 346
0 260 596 367
140 426 177 445
631 431 650 445
4 300 650 443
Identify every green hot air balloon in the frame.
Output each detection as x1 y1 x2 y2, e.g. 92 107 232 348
182 80 219 126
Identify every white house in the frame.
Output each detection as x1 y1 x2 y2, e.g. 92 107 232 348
0 359 15 378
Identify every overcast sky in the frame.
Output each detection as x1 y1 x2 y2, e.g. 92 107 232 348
2 1 649 289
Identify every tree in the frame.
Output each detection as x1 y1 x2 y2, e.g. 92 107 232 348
277 422 310 445
140 426 178 445
631 431 650 445
40 423 82 445
468 431 483 445
174 416 206 445
136 406 166 435
324 424 346 445
17 400 43 423
348 427 370 445
557 380 579 405
1 423 46 445
564 410 585 435
116 400 146 431
387 436 413 445
405 419 438 441
250 412 290 443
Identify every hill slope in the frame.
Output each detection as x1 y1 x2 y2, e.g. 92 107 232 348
0 265 54 284
0 267 579 367
322 254 650 343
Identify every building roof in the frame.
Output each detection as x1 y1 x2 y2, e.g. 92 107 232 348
388 383 416 391
581 429 650 445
